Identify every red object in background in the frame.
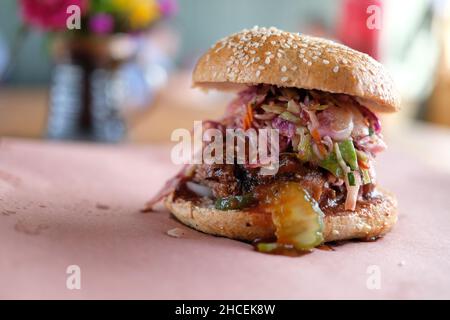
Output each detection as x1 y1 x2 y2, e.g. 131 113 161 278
20 0 88 31
337 0 382 60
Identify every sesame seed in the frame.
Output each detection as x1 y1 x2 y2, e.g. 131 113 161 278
249 50 256 54
281 76 288 82
300 48 306 54
307 61 312 66
291 66 298 71
342 58 348 64
265 51 272 55
258 65 265 70
322 59 330 65
265 57 271 64
312 56 319 60
303 58 308 64
256 70 261 77
277 52 282 58
271 40 276 45
281 65 287 72
333 66 339 73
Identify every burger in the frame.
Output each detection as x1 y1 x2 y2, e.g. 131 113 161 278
148 27 399 253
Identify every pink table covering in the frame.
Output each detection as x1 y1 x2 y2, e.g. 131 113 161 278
0 138 449 299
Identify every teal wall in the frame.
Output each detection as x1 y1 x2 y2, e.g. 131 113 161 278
0 0 337 84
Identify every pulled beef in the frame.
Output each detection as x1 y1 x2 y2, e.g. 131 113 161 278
191 155 350 207
192 164 240 198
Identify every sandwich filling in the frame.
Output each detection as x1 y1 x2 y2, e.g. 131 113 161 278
150 84 388 251
185 85 385 210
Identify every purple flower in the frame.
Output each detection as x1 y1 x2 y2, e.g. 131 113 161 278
89 13 114 34
158 0 178 17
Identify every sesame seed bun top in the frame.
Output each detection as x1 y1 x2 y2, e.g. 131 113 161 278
193 26 400 113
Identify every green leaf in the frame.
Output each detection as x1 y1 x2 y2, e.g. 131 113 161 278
347 172 356 186
338 140 358 170
279 111 300 123
319 152 343 178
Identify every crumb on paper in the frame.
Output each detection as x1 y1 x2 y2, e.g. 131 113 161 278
398 260 406 267
14 220 49 235
140 206 153 213
167 228 185 238
96 203 110 210
2 210 16 216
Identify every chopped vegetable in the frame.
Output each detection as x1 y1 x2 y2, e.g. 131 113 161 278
319 152 343 178
338 140 358 170
347 172 356 186
215 194 256 211
257 182 324 251
356 149 369 162
287 100 301 114
243 103 254 130
296 128 313 162
279 111 301 123
309 104 329 111
261 104 285 114
310 128 327 156
361 169 372 185
255 242 279 253
334 142 350 174
291 135 300 152
344 171 361 211
356 149 370 169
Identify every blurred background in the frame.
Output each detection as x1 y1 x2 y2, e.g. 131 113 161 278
0 0 449 161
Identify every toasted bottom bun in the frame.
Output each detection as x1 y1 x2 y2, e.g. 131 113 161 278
164 189 398 243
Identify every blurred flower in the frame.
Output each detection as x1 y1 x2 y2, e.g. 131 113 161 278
112 0 161 29
20 0 88 31
158 0 178 17
89 13 114 34
129 1 160 29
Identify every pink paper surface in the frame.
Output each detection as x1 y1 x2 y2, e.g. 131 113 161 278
0 138 449 299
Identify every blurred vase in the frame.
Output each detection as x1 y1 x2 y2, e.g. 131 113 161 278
47 34 158 142
0 34 8 79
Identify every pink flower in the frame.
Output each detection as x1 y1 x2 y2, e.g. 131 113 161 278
158 0 178 17
19 0 88 31
89 13 114 34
